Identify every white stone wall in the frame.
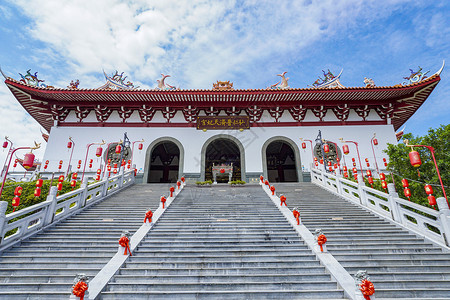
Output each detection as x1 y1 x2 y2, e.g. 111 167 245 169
42 123 397 177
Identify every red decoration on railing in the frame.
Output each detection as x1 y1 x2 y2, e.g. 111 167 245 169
343 172 348 178
270 185 275 195
118 236 132 255
170 186 175 197
161 196 167 208
144 210 153 223
293 209 300 225
280 195 287 206
265 180 269 186
177 181 181 189
181 176 185 183
359 279 375 300
317 234 327 252
72 281 88 300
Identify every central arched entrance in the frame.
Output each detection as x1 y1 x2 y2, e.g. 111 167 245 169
201 135 246 182
147 140 180 183
262 137 302 182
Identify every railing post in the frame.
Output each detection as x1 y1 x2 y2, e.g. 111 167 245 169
102 178 109 197
44 186 58 226
357 174 367 206
387 183 401 222
0 201 7 243
437 197 450 247
119 169 124 188
335 174 343 194
80 178 89 207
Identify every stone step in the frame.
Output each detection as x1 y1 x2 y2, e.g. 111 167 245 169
125 254 317 263
0 291 71 299
0 268 99 276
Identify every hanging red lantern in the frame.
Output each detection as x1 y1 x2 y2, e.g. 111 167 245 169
220 168 225 174
424 184 433 195
2 141 8 148
57 182 63 191
108 159 111 163
107 165 112 171
58 165 62 170
44 165 48 170
353 173 358 181
373 138 378 146
352 158 355 162
70 180 77 188
343 172 348 178
409 150 421 167
315 162 318 166
96 169 101 175
88 163 92 168
328 166 333 172
67 141 72 149
36 179 43 188
161 196 167 208
327 161 331 166
95 175 101 181
127 164 131 169
77 164 81 169
343 144 349 155
115 145 122 154
368 177 374 185
381 180 387 190
401 179 409 188
127 160 131 164
365 158 369 162
58 175 65 182
379 173 386 180
59 160 63 165
113 163 118 168
113 169 118 174
34 188 41 197
352 162 357 167
333 163 338 169
72 173 78 180
260 175 264 182
366 162 370 167
78 160 82 164
301 142 306 149
323 144 330 153
366 170 372 177
45 160 49 165
23 152 35 170
89 159 93 164
428 195 437 206
96 147 103 157
314 157 317 162
138 143 143 150
352 167 357 174
343 166 347 172
12 196 20 211
14 186 23 196
320 158 323 164
404 188 411 198
336 157 340 162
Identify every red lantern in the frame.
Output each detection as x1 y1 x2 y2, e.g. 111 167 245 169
260 175 264 182
366 170 372 177
301 142 306 149
315 162 318 166
328 166 333 172
381 180 387 190
12 196 20 210
352 167 357 174
96 147 103 157
220 169 225 174
58 165 62 170
89 159 93 163
77 164 81 169
343 172 348 178
409 150 421 167
14 186 23 196
352 162 356 167
127 164 131 169
44 165 48 170
108 159 111 163
401 179 409 188
379 173 386 180
373 138 378 146
138 143 143 150
320 158 323 164
353 173 358 181
368 177 374 185
71 180 77 188
333 163 338 169
23 152 35 170
89 163 92 168
59 160 63 165
343 144 349 155
36 179 43 188
336 157 340 162
34 188 41 197
352 158 355 162
113 163 118 168
343 166 347 172
365 158 369 162
428 195 437 206
2 141 8 148
45 160 49 164
366 162 370 167
67 141 72 149
113 169 118 174
383 158 387 162
115 145 122 154
95 175 101 181
314 157 317 162
327 161 331 166
107 165 112 171
424 184 433 195
404 188 411 198
323 144 330 154
58 175 65 182
57 182 63 191
78 160 82 164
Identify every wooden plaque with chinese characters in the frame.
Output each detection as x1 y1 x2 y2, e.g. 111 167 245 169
196 116 250 130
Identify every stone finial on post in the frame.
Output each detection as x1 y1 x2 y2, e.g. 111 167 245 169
437 197 450 247
118 230 132 256
0 201 7 242
354 270 376 300
70 273 89 300
44 186 58 226
314 229 327 252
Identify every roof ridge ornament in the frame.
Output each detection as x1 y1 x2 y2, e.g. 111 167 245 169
213 80 234 90
364 77 375 87
18 69 54 88
268 71 290 89
155 73 178 91
68 79 80 89
99 70 138 90
309 69 344 89
402 66 429 85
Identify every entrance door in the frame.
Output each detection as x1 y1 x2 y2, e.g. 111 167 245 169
205 138 241 182
266 140 298 182
147 141 180 183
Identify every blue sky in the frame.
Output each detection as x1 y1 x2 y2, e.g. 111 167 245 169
0 0 449 162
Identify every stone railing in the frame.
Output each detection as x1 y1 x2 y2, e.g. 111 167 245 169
311 168 450 248
0 169 135 252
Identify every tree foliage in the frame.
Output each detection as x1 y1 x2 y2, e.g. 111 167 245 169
383 124 449 207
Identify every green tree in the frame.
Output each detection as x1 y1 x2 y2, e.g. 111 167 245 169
384 124 449 207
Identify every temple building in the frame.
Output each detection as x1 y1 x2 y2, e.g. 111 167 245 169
2 64 443 183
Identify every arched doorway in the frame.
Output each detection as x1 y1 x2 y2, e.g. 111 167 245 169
203 138 242 182
147 141 180 183
263 139 300 182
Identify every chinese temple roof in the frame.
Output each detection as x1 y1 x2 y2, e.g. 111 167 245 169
2 64 443 132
